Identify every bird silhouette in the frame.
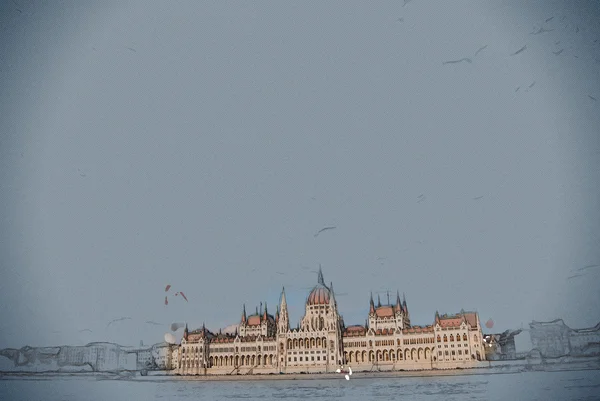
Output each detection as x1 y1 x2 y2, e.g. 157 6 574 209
553 49 564 55
588 95 597 101
442 58 472 65
106 317 132 328
314 226 337 237
530 27 554 35
474 45 488 56
511 45 527 56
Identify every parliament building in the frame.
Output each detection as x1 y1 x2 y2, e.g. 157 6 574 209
172 268 486 375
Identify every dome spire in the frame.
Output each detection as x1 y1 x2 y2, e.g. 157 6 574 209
317 264 325 285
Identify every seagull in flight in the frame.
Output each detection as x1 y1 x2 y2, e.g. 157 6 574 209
474 45 488 56
79 329 93 333
107 317 132 328
442 58 472 65
314 226 337 237
576 264 600 272
530 27 554 35
510 45 527 56
545 16 554 23
589 95 597 101
553 49 564 55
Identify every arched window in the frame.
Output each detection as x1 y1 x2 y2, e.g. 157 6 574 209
437 335 441 342
450 335 454 342
463 334 467 341
443 335 448 342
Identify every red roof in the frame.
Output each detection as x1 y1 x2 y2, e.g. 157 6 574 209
375 306 394 317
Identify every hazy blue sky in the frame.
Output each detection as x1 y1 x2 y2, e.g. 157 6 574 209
1 0 599 349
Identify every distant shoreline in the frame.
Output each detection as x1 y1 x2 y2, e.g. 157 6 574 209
2 364 599 382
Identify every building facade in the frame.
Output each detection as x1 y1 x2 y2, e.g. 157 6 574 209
173 268 486 375
530 319 600 357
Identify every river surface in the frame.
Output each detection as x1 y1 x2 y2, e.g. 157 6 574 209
1 369 599 400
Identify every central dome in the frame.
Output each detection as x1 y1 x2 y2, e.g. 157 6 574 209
306 267 331 305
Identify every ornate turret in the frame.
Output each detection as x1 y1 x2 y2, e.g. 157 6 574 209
184 323 189 340
241 304 247 324
278 287 289 332
377 294 381 308
263 302 268 321
369 293 375 314
395 290 402 313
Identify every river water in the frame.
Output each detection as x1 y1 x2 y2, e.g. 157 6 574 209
1 370 599 400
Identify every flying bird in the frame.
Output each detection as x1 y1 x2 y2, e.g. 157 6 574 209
145 321 163 326
474 45 488 56
126 47 136 52
165 296 168 305
79 329 93 333
442 58 472 65
577 264 600 272
417 194 426 203
567 274 583 280
402 0 412 7
545 16 554 23
511 45 527 56
107 317 132 328
314 226 337 237
530 27 554 35
473 196 484 200
588 95 597 101
528 81 536 88
553 49 564 55
555 41 561 45
397 17 404 22
515 86 520 92
165 284 171 292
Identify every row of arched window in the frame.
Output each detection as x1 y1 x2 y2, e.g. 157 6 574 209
344 347 432 363
286 337 330 349
179 354 276 369
439 334 469 342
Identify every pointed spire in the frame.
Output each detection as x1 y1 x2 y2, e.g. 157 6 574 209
387 291 390 305
242 304 247 323
396 290 402 312
255 306 259 316
317 264 325 285
377 294 381 307
369 292 375 314
280 287 287 305
263 302 268 320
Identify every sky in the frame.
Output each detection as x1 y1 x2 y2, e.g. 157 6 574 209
1 0 599 350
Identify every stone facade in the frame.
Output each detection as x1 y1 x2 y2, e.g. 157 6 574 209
173 268 486 375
